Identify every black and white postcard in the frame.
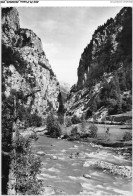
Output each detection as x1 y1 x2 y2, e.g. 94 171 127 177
1 0 132 195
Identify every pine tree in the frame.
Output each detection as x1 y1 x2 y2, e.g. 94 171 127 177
81 114 86 134
57 92 65 124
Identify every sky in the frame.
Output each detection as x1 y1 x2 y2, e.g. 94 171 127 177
17 7 122 86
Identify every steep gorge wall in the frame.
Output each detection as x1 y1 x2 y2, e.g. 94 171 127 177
66 7 132 119
77 7 132 90
2 7 60 118
2 7 61 194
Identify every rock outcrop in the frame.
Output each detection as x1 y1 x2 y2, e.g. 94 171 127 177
66 7 132 120
84 160 132 178
2 7 60 118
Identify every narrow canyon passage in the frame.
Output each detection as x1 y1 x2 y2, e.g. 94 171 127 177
1 6 132 195
32 135 132 195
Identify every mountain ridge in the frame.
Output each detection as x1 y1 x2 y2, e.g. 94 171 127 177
59 81 71 101
2 7 60 120
66 7 132 121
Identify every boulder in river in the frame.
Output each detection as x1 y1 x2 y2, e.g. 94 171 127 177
73 145 78 148
37 151 45 156
51 156 58 160
83 174 91 179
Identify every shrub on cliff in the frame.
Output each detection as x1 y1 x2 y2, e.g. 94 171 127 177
28 113 42 127
2 90 42 194
71 115 81 124
18 106 42 128
71 126 78 136
17 103 42 127
65 116 72 127
11 132 42 195
46 113 61 138
88 124 98 138
2 93 14 194
70 126 80 140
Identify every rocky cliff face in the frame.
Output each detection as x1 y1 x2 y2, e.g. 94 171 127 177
2 7 60 118
66 7 132 120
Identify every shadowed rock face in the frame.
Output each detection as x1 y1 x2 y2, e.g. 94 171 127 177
66 7 132 119
77 7 132 90
2 7 60 117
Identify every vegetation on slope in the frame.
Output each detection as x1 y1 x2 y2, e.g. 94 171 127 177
68 7 132 119
2 90 42 194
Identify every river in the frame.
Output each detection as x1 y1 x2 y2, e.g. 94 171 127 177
32 135 132 195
